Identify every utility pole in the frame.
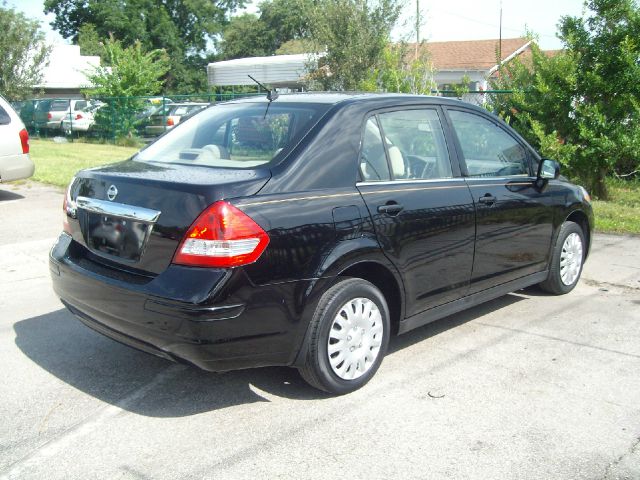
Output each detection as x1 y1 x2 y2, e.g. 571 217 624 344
415 0 420 60
498 0 503 70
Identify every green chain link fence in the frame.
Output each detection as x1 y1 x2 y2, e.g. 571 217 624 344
15 90 513 144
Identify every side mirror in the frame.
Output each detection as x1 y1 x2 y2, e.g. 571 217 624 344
538 159 560 180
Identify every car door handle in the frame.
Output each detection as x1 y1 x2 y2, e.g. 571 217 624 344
478 194 497 205
377 203 403 215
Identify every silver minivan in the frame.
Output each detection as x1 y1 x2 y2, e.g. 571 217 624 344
0 95 34 182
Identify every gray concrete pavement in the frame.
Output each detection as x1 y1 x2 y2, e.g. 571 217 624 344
1 182 639 480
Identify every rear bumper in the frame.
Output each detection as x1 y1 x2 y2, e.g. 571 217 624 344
62 121 92 132
0 153 34 182
144 125 173 136
49 233 308 371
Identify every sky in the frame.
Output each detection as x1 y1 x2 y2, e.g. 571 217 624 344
9 0 587 50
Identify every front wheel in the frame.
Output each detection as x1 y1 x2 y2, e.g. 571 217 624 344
299 277 390 394
539 221 586 295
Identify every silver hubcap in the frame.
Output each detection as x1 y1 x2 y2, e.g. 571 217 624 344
327 297 383 380
560 232 583 286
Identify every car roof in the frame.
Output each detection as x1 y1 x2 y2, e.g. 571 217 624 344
224 92 472 107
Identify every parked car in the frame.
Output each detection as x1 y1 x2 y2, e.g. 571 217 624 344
50 93 593 394
34 98 89 132
62 103 104 135
0 95 34 182
144 102 208 136
18 99 40 132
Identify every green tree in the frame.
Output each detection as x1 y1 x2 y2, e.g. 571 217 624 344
0 6 50 100
44 0 244 92
276 38 314 55
306 0 401 90
218 14 274 59
259 0 314 46
85 35 170 138
492 0 640 199
360 42 436 94
77 23 103 58
218 0 315 60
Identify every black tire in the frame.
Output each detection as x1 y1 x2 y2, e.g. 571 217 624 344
298 277 390 394
539 221 586 295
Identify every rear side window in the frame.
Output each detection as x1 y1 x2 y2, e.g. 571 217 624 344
448 110 530 177
377 109 452 180
136 102 330 169
0 105 10 125
359 118 390 181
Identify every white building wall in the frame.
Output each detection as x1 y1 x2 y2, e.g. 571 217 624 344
35 45 100 93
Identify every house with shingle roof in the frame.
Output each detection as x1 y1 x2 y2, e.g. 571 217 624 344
421 37 532 91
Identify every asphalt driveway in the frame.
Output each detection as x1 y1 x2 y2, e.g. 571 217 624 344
1 182 639 480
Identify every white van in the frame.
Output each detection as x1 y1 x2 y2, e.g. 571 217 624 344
0 95 34 182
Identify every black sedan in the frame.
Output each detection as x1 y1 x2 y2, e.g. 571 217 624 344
50 93 593 394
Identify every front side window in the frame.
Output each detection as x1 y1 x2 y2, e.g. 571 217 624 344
377 109 452 180
136 102 329 169
448 110 530 177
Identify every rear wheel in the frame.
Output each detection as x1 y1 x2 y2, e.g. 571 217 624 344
539 221 585 295
299 277 390 394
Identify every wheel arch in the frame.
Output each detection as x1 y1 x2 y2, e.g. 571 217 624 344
338 261 404 335
291 256 406 367
565 208 591 258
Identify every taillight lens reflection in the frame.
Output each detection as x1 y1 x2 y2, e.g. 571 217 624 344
173 201 269 268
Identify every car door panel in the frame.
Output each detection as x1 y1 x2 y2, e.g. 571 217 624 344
445 108 555 293
357 108 475 316
358 180 476 315
465 177 554 292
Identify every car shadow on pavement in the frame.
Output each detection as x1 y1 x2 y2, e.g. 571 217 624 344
15 293 529 416
14 309 328 418
0 188 25 201
388 292 527 354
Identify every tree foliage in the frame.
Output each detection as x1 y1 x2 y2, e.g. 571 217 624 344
492 0 640 198
85 35 170 97
218 0 314 59
0 6 50 100
85 35 170 138
44 0 244 92
306 0 401 90
218 14 274 59
360 42 436 94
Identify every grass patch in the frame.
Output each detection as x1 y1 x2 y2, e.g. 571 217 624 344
26 139 640 235
30 139 140 188
592 178 640 235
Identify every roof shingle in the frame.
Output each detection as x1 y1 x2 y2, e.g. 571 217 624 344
412 37 531 70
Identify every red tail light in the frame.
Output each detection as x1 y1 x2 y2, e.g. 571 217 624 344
75 114 83 120
18 128 29 154
173 201 269 268
47 112 52 120
166 117 175 126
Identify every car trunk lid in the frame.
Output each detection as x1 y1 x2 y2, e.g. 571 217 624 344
67 159 270 275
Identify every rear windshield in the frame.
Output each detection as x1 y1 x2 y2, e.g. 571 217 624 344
51 100 70 111
169 104 206 116
36 101 52 111
135 102 330 169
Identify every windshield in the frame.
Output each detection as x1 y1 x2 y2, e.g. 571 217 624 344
135 102 330 169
